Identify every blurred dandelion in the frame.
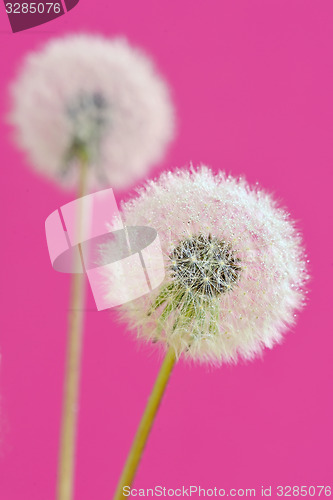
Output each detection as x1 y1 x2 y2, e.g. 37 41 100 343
9 34 174 500
10 33 175 190
104 166 309 497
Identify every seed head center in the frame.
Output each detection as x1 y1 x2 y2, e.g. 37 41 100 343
169 234 241 298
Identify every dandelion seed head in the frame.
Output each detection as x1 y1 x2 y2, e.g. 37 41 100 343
102 166 309 365
10 34 175 190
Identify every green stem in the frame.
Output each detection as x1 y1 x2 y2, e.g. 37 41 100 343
57 156 88 500
113 348 177 500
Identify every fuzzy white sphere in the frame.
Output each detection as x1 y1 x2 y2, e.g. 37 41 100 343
104 166 309 365
10 34 174 190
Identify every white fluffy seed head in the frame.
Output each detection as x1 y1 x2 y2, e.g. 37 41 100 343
103 166 309 366
10 34 175 190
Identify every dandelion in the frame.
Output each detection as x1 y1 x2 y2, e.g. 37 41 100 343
10 33 174 190
109 166 308 363
103 166 309 498
10 34 174 500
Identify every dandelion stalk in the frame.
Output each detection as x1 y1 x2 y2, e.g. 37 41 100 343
57 153 88 500
114 348 176 500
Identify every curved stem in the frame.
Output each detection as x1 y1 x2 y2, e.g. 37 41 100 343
113 348 176 500
57 158 88 500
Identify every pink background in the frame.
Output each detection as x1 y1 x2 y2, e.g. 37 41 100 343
0 1 332 498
